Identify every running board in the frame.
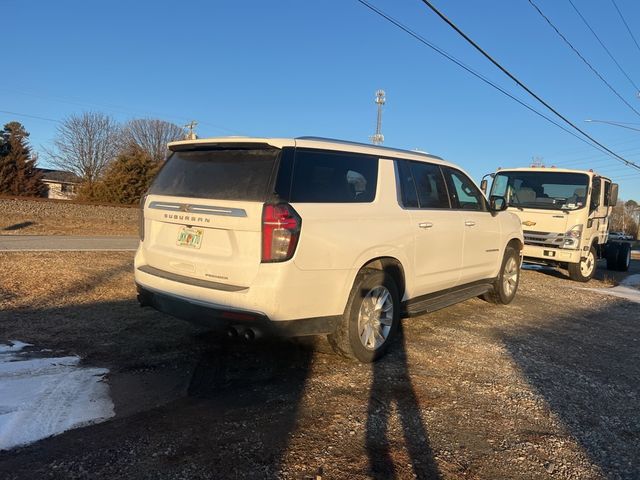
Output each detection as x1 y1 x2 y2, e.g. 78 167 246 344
403 283 493 317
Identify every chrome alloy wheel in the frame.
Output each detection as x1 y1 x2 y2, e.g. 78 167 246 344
580 250 595 277
357 286 394 351
503 255 519 297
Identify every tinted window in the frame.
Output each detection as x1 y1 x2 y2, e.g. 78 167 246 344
397 160 419 208
444 168 486 211
409 161 449 209
149 148 279 200
290 149 378 203
604 180 612 207
590 177 601 212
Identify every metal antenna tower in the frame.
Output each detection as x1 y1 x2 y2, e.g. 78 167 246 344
531 155 544 167
184 120 198 140
370 89 385 145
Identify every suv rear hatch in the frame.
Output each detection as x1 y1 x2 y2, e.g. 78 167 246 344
140 144 283 289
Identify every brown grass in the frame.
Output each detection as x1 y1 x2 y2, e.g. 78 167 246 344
0 197 138 236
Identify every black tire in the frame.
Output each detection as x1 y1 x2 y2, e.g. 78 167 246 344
568 245 597 282
606 243 619 271
483 245 520 304
328 268 400 363
617 243 631 272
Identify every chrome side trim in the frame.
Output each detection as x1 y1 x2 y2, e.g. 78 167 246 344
138 265 247 292
148 201 247 217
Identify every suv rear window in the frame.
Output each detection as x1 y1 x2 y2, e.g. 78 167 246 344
149 148 279 201
289 149 378 203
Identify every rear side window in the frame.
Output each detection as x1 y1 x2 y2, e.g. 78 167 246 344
149 148 279 201
397 160 449 209
289 149 378 203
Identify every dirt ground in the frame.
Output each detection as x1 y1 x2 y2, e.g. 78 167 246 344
0 198 138 236
0 252 639 479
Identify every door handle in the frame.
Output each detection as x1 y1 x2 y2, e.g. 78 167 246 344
418 222 433 229
465 220 476 227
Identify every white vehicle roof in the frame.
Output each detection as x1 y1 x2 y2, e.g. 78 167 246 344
496 166 611 180
168 136 459 168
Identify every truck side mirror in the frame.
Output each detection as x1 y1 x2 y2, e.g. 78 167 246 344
480 179 488 194
489 195 508 213
610 183 619 206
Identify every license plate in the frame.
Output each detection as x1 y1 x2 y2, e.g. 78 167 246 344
176 227 203 249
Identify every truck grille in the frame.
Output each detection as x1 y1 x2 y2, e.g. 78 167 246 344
523 230 565 248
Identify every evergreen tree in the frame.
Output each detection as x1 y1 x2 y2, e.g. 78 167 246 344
80 145 159 204
0 122 46 196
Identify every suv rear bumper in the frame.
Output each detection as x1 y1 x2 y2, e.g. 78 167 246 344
136 284 340 337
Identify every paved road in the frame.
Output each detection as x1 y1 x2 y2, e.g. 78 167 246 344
0 235 139 251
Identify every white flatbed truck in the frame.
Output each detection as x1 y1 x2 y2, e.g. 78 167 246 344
482 167 631 282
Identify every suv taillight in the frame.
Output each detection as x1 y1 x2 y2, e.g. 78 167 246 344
262 203 301 262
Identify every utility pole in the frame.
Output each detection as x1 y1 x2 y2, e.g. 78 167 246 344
370 90 385 145
184 121 198 140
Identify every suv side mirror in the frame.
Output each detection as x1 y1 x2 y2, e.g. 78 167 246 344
480 179 488 194
489 195 508 213
609 183 619 206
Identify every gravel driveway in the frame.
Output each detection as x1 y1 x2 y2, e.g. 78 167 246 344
0 252 638 479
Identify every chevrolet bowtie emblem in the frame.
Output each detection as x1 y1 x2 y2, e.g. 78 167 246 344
522 220 536 226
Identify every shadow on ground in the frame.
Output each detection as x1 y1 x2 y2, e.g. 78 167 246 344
501 298 640 479
2 221 35 231
366 324 440 479
0 286 442 479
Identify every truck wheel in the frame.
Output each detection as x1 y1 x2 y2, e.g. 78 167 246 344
606 243 619 271
483 245 520 304
568 245 597 282
617 243 631 272
328 268 400 363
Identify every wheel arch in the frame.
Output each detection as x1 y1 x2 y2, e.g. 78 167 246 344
507 237 524 252
357 257 407 302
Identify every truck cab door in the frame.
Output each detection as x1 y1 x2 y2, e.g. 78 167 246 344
589 177 609 244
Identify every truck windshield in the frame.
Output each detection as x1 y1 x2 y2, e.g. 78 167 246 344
491 171 590 210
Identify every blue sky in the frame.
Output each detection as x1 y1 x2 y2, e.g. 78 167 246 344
2 0 640 199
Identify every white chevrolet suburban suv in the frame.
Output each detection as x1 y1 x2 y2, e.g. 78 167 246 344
135 137 523 362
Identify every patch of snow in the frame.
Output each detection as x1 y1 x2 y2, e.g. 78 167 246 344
584 275 640 304
0 340 32 354
0 340 114 451
522 264 552 271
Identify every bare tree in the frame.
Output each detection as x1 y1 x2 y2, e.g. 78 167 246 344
46 112 121 188
121 119 185 163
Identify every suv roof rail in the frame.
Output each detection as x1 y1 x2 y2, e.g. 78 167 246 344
295 136 443 160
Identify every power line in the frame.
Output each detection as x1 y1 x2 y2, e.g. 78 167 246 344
417 0 640 172
527 0 640 118
0 109 59 123
355 0 611 157
610 0 640 57
0 87 241 135
568 0 640 93
554 145 640 166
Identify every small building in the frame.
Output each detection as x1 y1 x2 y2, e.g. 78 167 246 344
37 169 81 200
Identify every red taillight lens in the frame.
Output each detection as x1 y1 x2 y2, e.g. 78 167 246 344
262 203 301 262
